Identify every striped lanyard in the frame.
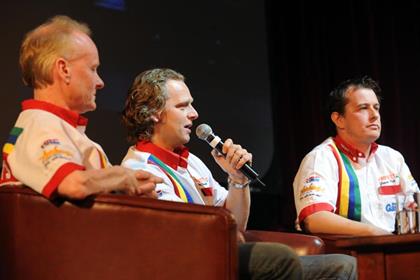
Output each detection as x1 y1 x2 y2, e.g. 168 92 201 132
147 154 193 203
329 142 362 221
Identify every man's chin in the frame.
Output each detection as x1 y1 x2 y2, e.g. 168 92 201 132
80 103 97 114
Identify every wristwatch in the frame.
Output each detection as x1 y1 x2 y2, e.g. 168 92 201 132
228 177 250 189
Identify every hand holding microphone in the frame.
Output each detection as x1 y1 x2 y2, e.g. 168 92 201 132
196 124 266 187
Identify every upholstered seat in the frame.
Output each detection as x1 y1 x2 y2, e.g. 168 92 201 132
0 185 325 279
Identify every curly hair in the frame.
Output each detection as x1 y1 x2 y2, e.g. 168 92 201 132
122 68 185 143
326 76 382 134
20 15 91 89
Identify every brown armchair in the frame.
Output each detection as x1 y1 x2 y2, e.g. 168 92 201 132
0 186 324 280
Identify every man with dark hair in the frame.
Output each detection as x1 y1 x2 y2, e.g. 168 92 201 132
294 76 419 236
121 68 357 280
0 15 161 199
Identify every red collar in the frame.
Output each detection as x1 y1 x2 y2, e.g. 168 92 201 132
333 136 378 163
135 140 189 169
22 99 88 128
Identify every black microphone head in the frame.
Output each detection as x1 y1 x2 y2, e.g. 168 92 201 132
196 124 213 140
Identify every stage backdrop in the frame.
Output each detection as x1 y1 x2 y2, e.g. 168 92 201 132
265 0 420 229
0 1 275 192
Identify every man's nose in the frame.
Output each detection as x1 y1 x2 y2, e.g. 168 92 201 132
189 106 199 120
96 75 105 90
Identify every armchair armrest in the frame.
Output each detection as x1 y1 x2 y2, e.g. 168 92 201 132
244 230 325 256
0 186 238 280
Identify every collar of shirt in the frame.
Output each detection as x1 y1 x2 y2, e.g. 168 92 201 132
333 135 378 163
22 99 88 128
135 140 190 169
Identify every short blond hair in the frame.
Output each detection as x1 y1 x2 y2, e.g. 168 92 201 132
19 15 91 89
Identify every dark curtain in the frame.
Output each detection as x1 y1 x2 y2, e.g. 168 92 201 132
261 0 420 230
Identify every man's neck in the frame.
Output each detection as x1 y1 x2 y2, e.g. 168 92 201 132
150 137 177 152
34 86 69 111
336 134 372 156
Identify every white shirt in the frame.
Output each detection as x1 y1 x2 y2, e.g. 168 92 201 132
122 141 228 206
0 99 110 198
293 136 419 232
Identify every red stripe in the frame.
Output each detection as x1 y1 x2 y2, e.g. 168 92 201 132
329 144 342 214
378 185 402 195
42 162 85 198
298 202 334 223
201 187 213 196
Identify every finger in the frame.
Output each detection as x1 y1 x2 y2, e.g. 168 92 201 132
151 176 164 184
135 170 154 180
223 138 233 154
230 149 243 167
236 153 252 169
138 190 158 199
226 144 241 163
126 187 136 196
136 182 156 195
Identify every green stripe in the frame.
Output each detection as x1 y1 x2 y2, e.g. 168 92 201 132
10 127 23 136
338 150 362 221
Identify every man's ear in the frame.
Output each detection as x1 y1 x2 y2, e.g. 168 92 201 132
56 58 71 84
331 112 344 129
150 114 160 123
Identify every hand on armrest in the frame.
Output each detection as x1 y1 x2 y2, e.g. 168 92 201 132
58 166 162 199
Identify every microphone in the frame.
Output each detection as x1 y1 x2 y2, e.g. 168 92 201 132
195 124 266 187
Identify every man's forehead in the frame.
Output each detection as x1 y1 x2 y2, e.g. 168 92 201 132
346 87 379 104
166 80 192 99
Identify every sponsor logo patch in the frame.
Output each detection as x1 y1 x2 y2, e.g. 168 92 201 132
299 185 324 200
41 139 61 149
385 202 396 212
378 173 399 186
39 147 73 168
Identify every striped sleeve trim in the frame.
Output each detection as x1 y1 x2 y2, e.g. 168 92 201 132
298 202 334 223
42 162 85 198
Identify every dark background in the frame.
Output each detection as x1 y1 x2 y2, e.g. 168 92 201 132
1 0 418 231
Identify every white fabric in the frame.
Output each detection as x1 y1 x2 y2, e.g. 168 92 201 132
122 146 228 206
0 106 110 197
294 137 419 232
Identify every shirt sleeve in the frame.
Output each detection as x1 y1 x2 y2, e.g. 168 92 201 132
293 147 339 223
8 116 85 198
396 152 419 194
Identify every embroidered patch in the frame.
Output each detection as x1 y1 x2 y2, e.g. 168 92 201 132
41 139 61 149
39 147 73 168
378 173 400 187
304 175 320 185
385 202 397 212
299 185 324 200
194 177 209 187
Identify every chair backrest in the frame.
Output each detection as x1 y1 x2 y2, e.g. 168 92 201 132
0 186 238 280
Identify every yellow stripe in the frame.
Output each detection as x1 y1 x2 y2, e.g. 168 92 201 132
339 165 350 217
173 180 188 202
331 143 349 217
3 143 14 154
100 152 107 168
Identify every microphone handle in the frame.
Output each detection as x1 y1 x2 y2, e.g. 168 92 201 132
206 134 266 187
